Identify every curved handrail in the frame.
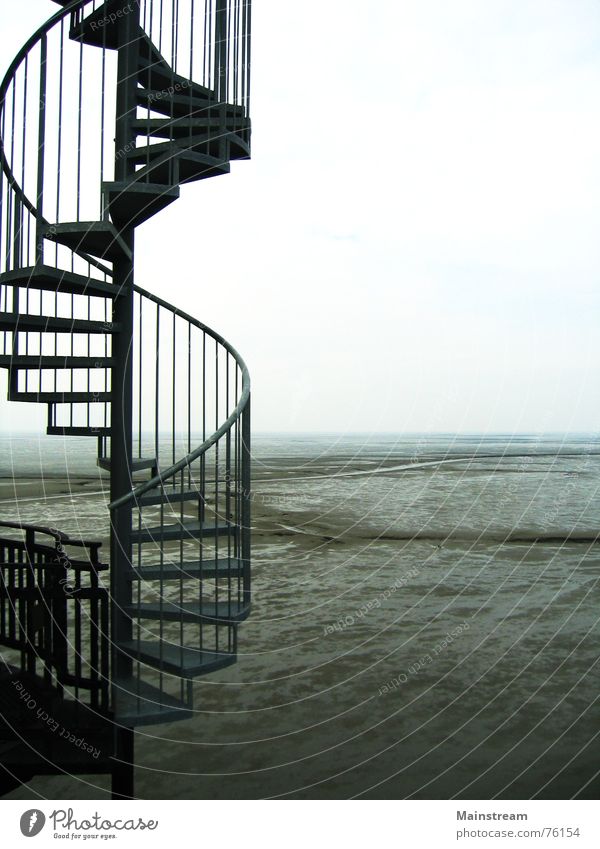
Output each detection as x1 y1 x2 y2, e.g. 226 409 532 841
0 520 104 558
0 520 68 544
108 284 251 510
0 0 89 219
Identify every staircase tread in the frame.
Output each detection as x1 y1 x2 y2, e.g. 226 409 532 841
9 390 111 403
98 456 156 472
132 117 248 140
43 221 132 263
131 149 230 186
67 1 133 50
112 676 191 726
130 519 233 542
117 640 236 677
128 133 249 162
125 599 250 623
136 488 202 506
131 558 243 580
0 355 112 368
0 314 118 333
135 89 219 118
0 265 117 297
47 425 111 437
103 181 180 228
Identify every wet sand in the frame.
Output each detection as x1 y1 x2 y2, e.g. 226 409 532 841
1 448 599 799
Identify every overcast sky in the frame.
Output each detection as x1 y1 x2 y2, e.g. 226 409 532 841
2 0 600 433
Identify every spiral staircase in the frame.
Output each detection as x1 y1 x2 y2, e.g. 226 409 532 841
0 0 251 797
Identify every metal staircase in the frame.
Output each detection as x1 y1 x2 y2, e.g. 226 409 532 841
0 0 251 795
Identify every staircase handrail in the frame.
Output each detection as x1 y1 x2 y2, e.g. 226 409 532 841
108 283 250 510
0 0 91 221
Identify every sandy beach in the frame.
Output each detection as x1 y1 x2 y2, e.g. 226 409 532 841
1 435 599 799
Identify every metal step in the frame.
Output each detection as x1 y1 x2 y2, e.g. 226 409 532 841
129 133 250 164
98 456 157 472
8 389 111 403
42 221 132 263
130 558 243 581
130 519 233 544
0 265 118 298
124 599 250 624
132 151 230 186
117 640 236 677
66 1 135 50
135 489 202 506
47 425 111 437
135 89 219 119
132 116 248 140
0 355 113 369
0 314 118 334
112 676 192 727
103 181 180 229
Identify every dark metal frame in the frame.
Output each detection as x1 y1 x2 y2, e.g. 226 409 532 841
0 0 252 799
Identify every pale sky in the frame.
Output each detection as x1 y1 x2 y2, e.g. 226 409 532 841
1 0 600 432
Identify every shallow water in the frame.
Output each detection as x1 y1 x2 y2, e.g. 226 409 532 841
1 433 599 798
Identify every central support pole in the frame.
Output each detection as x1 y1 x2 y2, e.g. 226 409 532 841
109 0 142 802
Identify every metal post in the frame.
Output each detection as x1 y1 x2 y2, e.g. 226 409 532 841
215 0 227 103
241 395 251 605
36 36 47 265
110 2 141 779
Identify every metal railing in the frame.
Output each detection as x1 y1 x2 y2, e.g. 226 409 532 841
0 0 251 278
0 521 109 711
0 1 252 717
105 283 251 703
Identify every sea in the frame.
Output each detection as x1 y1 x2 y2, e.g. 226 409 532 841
1 432 599 799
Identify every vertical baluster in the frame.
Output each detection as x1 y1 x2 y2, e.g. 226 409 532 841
187 322 191 487
100 35 107 218
20 57 27 273
101 575 109 711
155 303 160 465
90 563 100 709
207 0 213 92
74 565 82 706
138 291 143 458
214 340 219 648
0 553 4 644
241 393 250 611
56 17 64 267
0 106 4 276
190 0 195 82
215 0 226 104
172 311 176 466
24 528 35 676
245 0 251 117
149 0 155 43
225 352 231 612
235 362 240 596
199 437 205 654
225 0 233 102
76 43 83 225
159 0 164 54
226 426 232 618
8 81 16 272
179 465 184 660
53 18 64 415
